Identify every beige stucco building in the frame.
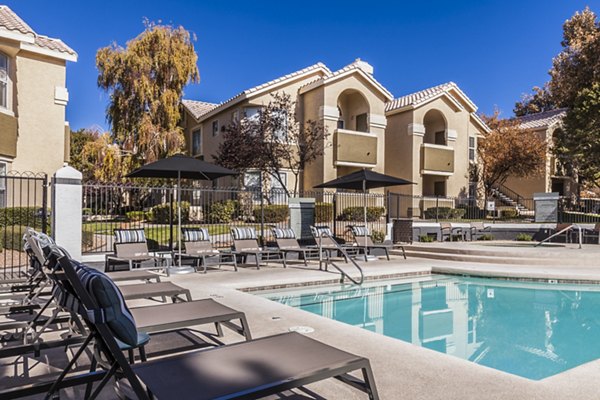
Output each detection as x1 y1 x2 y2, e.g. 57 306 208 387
182 60 489 205
502 108 576 201
0 6 77 182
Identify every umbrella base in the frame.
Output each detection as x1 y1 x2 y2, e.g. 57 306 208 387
354 254 378 262
167 266 196 275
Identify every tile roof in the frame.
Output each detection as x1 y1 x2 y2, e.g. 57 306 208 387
182 99 219 120
325 62 394 100
386 82 472 112
0 5 76 57
517 108 568 130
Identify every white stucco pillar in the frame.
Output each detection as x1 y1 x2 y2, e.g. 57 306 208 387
52 164 82 260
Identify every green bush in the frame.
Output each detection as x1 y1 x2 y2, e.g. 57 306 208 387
477 234 494 241
337 206 385 222
0 207 44 228
126 211 146 222
423 207 465 220
371 230 385 243
515 233 533 241
420 234 435 242
82 208 92 216
457 205 486 219
82 230 94 250
500 208 519 219
315 202 333 223
148 201 190 224
206 200 237 223
253 205 289 223
0 225 28 251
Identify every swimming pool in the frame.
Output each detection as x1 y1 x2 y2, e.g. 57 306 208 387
260 275 600 380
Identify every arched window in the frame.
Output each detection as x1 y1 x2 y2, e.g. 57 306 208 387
0 52 7 109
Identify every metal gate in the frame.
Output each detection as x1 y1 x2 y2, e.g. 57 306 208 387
0 171 48 278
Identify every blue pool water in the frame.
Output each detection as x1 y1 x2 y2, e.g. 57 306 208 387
260 275 600 380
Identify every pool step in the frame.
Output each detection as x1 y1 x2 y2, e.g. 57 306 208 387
398 249 558 265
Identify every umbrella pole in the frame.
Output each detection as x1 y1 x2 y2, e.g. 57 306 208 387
178 170 182 267
363 179 368 262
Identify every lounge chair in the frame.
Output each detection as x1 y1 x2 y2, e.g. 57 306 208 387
271 227 320 265
178 228 237 273
49 255 379 400
231 227 286 269
468 222 491 241
440 222 466 241
310 225 358 262
105 229 169 272
582 222 600 244
349 226 401 260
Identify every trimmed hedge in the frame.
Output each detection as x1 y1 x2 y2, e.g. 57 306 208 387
0 207 44 228
0 225 27 251
371 230 385 243
423 207 465 220
207 200 237 223
499 208 518 219
337 206 385 222
148 201 190 224
126 211 146 222
515 233 533 241
315 202 333 223
253 205 289 223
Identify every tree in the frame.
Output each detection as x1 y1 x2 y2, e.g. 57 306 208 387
81 132 126 182
96 20 199 171
513 85 557 117
556 83 600 186
214 92 329 196
478 111 547 199
69 127 100 180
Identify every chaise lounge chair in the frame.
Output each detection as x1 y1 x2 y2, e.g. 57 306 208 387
231 227 286 269
349 226 402 260
271 227 320 266
105 229 169 272
47 255 379 400
177 228 237 273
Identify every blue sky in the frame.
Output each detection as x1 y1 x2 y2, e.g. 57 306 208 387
4 0 600 131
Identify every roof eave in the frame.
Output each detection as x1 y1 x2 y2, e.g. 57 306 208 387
20 42 77 62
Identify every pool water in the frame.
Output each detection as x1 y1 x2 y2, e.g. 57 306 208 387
260 275 600 380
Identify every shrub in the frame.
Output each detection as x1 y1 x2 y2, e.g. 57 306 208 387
457 205 486 219
420 234 435 242
515 233 533 241
337 206 385 222
423 207 465 220
206 200 237 223
500 208 518 219
477 233 494 241
126 211 146 222
315 202 333 223
371 229 385 243
82 208 92 216
148 201 190 224
0 207 44 228
253 205 289 223
0 225 28 251
82 230 94 250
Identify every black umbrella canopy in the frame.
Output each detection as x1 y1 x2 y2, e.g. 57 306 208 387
126 154 237 180
314 168 414 190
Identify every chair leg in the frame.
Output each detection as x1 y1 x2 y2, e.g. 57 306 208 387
385 248 390 261
128 349 135 363
215 322 224 337
139 345 147 362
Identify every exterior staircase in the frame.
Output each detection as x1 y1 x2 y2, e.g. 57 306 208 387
490 184 533 216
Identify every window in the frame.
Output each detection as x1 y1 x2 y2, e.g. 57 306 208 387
192 128 202 155
244 107 261 122
270 172 288 203
212 120 219 137
356 113 368 132
272 109 288 141
435 131 446 145
468 136 476 161
0 162 6 208
0 52 8 109
232 110 239 123
434 181 446 197
244 171 261 201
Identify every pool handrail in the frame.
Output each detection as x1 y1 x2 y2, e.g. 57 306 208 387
536 223 582 249
314 229 364 285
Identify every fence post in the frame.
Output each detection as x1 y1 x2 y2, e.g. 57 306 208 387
52 164 82 260
332 193 337 237
435 196 440 222
42 175 48 234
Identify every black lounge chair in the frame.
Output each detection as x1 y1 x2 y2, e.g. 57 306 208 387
231 227 286 269
53 255 379 400
272 227 320 266
349 226 400 260
177 228 238 273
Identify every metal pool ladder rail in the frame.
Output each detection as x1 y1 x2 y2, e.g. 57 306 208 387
536 224 583 249
315 230 364 285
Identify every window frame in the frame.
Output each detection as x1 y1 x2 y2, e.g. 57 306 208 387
468 136 476 161
0 162 7 208
212 120 219 137
192 128 202 156
0 52 8 110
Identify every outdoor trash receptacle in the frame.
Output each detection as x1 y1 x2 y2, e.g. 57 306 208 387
393 218 413 244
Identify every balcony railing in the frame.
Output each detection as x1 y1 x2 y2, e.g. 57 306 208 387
421 143 454 175
334 129 377 167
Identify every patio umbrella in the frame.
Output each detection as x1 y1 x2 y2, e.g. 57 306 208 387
314 168 414 261
127 154 237 273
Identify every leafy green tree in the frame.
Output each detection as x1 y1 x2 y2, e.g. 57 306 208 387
96 20 199 171
556 83 600 186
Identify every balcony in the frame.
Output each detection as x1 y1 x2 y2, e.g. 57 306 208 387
0 111 17 158
421 143 454 176
334 129 377 167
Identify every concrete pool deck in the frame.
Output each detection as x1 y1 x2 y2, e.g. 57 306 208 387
6 245 600 399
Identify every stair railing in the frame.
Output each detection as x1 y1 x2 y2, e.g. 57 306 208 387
315 230 364 285
536 224 583 249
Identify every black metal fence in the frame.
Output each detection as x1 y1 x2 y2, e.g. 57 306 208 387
82 182 389 253
0 171 48 278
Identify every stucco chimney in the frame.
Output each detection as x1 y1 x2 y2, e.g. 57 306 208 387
352 58 374 75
